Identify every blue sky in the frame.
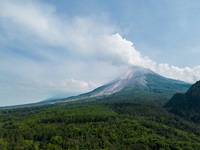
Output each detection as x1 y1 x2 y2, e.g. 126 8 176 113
1 0 200 106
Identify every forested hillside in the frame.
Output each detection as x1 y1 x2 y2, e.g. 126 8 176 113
164 80 200 123
0 100 200 150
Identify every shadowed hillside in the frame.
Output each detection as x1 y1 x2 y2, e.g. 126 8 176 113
164 80 200 123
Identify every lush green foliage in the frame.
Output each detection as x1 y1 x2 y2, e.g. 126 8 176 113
164 80 200 123
0 101 200 150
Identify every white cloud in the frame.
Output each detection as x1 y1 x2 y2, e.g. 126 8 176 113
1 0 199 85
95 33 157 70
157 64 200 83
0 0 116 54
47 79 101 93
98 33 200 83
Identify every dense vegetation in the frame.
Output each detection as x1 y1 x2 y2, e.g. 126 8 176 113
0 100 200 150
164 80 200 123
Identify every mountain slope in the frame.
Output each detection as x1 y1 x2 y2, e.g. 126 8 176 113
61 66 191 105
164 80 200 122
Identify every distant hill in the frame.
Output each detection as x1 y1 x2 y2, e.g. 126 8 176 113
164 80 200 122
41 93 79 103
52 66 191 106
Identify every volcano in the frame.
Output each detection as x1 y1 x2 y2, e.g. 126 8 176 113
68 66 191 105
